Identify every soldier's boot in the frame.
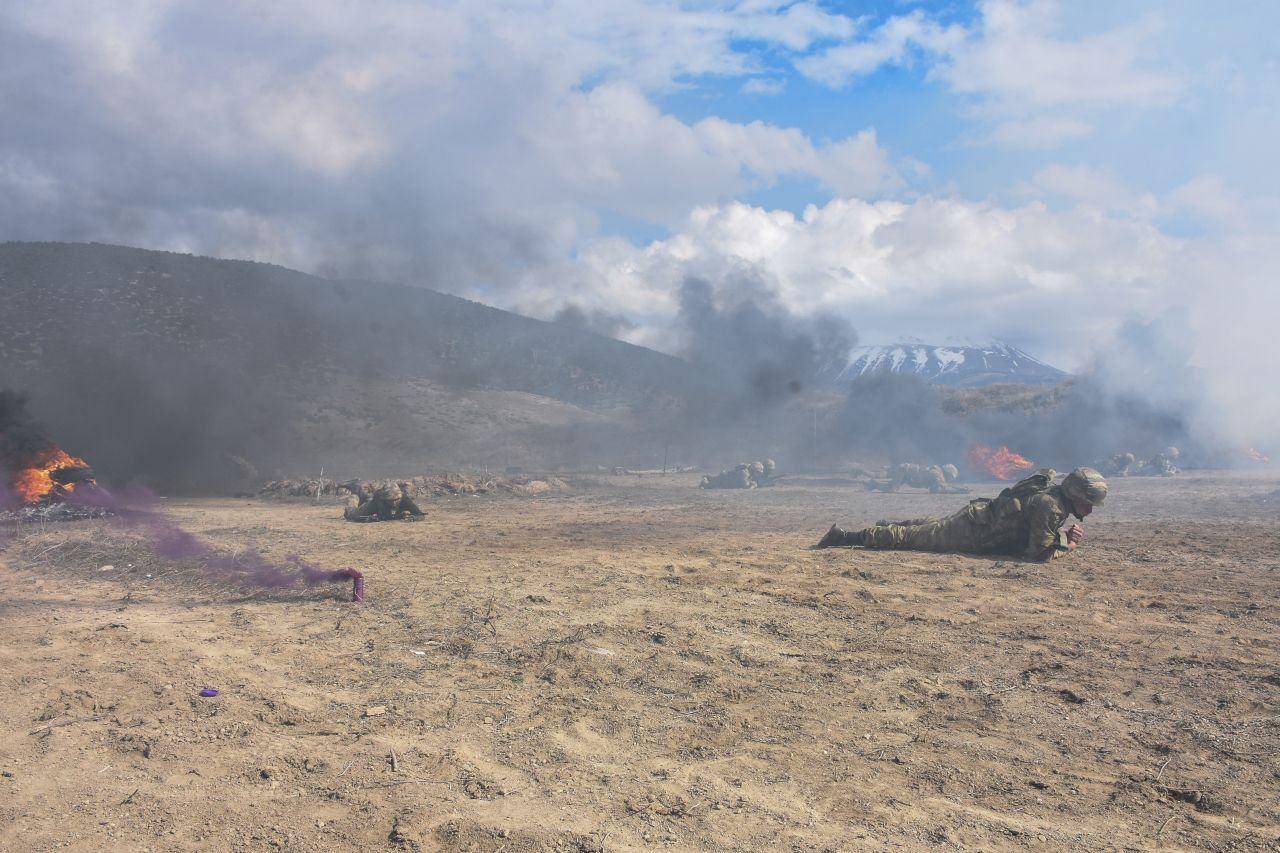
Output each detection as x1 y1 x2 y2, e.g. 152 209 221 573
811 524 866 549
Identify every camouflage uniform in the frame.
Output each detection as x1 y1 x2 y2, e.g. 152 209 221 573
868 463 969 494
702 461 772 489
343 482 425 522
1095 453 1136 477
859 488 1069 557
747 460 775 487
1136 447 1180 477
817 468 1107 560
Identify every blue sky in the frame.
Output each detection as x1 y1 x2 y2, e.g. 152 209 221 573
1 0 1277 422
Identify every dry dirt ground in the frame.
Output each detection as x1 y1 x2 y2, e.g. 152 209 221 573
1 471 1278 852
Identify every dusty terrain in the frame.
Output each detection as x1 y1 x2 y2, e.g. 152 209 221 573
1 471 1278 852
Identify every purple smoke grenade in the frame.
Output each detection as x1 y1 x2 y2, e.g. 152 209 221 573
352 573 365 603
199 688 219 698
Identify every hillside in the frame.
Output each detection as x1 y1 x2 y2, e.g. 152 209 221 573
833 342 1068 387
0 242 695 487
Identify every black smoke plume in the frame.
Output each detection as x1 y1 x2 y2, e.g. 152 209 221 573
670 275 857 466
0 389 54 508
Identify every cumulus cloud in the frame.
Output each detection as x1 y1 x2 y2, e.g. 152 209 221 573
1026 165 1158 216
542 180 1280 444
940 0 1180 108
554 195 1179 360
795 9 965 87
1 0 1277 448
0 0 901 295
986 116 1093 149
799 0 1181 148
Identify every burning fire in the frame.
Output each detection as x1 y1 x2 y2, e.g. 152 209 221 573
968 443 1034 481
11 446 94 504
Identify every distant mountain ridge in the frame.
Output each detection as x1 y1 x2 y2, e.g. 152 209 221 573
0 241 695 485
833 342 1069 387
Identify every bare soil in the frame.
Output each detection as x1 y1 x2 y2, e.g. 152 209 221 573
2 471 1278 852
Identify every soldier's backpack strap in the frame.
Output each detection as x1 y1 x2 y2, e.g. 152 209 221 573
987 467 1056 518
998 468 1056 502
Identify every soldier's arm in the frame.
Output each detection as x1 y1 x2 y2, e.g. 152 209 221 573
1024 495 1070 562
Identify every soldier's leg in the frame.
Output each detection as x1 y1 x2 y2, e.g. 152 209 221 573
859 519 945 550
813 524 866 548
344 497 378 523
344 501 381 523
398 496 425 518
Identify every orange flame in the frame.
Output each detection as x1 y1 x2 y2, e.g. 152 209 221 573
968 443 1034 480
12 447 92 504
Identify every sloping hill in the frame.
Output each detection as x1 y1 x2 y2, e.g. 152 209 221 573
0 242 693 487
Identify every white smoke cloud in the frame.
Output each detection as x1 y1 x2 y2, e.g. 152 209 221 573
1 0 1278 447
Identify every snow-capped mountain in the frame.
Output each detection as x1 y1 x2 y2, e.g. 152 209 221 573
832 342 1069 387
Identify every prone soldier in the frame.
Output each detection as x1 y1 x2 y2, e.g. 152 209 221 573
867 462 969 494
814 467 1107 562
343 482 426 523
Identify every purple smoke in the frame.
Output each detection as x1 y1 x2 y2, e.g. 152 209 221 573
67 483 360 592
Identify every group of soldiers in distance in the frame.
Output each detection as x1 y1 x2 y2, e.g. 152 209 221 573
699 459 966 493
1094 446 1181 478
342 453 1114 565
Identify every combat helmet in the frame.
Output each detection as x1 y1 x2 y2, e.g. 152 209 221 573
373 482 402 501
748 461 765 476
1061 467 1107 506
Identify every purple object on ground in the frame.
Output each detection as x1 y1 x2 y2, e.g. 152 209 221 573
352 575 365 603
199 688 219 698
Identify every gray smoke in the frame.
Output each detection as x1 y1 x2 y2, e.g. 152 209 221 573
678 276 856 413
553 304 637 339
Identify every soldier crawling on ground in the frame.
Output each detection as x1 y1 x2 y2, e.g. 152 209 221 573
1094 452 1137 477
700 459 778 489
1137 446 1181 477
343 481 425 523
866 462 969 494
1094 447 1179 477
813 467 1107 563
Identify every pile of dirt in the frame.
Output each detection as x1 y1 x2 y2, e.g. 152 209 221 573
257 473 571 500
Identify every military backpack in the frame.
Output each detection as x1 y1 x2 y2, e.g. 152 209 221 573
965 468 1056 526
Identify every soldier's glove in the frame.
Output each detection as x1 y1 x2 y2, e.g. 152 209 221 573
1053 529 1073 555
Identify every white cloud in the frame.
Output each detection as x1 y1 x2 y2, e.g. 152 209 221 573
940 0 1180 108
1165 174 1248 229
986 116 1093 148
0 0 900 287
1028 165 1157 216
798 0 1181 149
740 77 786 96
536 194 1180 361
796 9 964 87
2 0 1277 444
